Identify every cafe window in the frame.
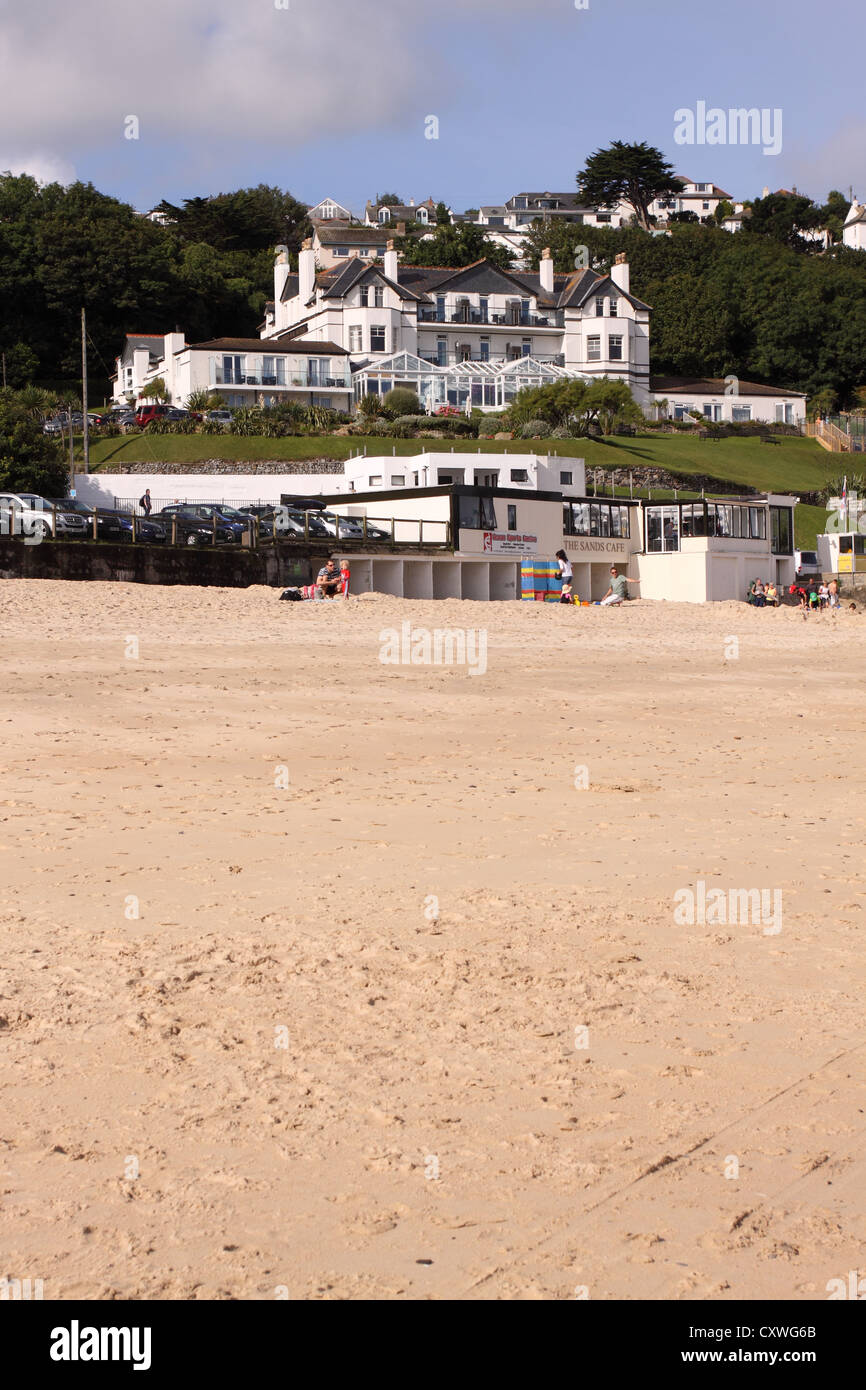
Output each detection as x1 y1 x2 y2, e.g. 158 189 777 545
458 494 497 529
646 505 679 552
770 505 793 555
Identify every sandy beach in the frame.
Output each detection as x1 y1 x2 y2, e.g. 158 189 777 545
1 578 864 1301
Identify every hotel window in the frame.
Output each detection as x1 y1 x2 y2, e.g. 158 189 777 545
587 336 601 361
390 476 405 486
521 339 532 357
479 338 490 362
608 335 623 361
369 475 383 486
560 471 573 485
436 295 446 323
374 286 384 307
436 337 447 366
359 287 369 306
349 326 362 352
507 504 517 529
703 403 722 421
732 404 752 422
595 297 605 317
510 469 528 483
370 326 386 352
749 506 766 539
479 297 489 322
609 298 618 316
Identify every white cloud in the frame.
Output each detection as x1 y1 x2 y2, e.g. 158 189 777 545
0 1 567 162
0 151 77 186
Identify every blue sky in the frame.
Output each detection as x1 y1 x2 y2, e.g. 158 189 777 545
1 0 863 212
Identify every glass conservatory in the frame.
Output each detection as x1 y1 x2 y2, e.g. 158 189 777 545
351 352 585 414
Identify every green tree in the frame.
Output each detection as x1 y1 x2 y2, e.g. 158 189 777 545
0 390 69 495
155 185 311 253
743 192 822 251
140 377 167 401
577 141 681 230
395 221 515 270
0 341 39 388
376 193 402 207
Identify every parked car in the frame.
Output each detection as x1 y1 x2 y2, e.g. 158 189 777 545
46 498 126 541
205 409 234 425
0 492 88 540
208 503 274 539
315 511 366 540
152 506 234 546
158 503 247 542
135 403 172 427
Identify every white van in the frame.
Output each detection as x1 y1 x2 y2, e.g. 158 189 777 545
794 548 821 580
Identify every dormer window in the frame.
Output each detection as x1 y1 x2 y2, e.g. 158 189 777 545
609 298 617 316
595 297 605 317
374 285 384 308
360 287 369 306
417 207 428 224
379 208 391 223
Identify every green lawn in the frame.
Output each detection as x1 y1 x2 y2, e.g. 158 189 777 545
85 431 834 491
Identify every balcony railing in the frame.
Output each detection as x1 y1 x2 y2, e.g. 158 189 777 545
418 308 564 328
418 352 565 368
211 368 351 389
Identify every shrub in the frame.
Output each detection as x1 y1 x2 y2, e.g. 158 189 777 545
358 394 383 420
520 418 551 439
383 387 421 417
549 425 572 439
200 419 225 435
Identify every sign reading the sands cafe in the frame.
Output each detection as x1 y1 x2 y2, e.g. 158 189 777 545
567 537 628 556
483 531 540 554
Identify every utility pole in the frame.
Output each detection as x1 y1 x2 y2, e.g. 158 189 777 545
81 307 90 475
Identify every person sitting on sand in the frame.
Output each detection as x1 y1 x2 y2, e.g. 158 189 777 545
560 580 574 605
752 578 766 608
316 558 343 600
599 566 640 606
766 580 778 607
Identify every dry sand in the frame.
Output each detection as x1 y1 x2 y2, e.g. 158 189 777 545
1 579 864 1301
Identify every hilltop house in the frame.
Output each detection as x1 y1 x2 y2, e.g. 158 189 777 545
843 199 866 251
365 197 440 228
306 196 354 226
648 178 730 223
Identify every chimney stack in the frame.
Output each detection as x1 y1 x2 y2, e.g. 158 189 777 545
396 221 406 237
384 238 399 283
610 251 629 295
273 244 290 303
298 237 316 303
539 246 554 294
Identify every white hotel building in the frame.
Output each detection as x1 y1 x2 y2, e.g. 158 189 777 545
114 241 805 425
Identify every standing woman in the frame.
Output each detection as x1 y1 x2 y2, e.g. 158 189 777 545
555 549 573 598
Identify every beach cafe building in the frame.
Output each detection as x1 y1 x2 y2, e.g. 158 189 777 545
301 453 798 602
